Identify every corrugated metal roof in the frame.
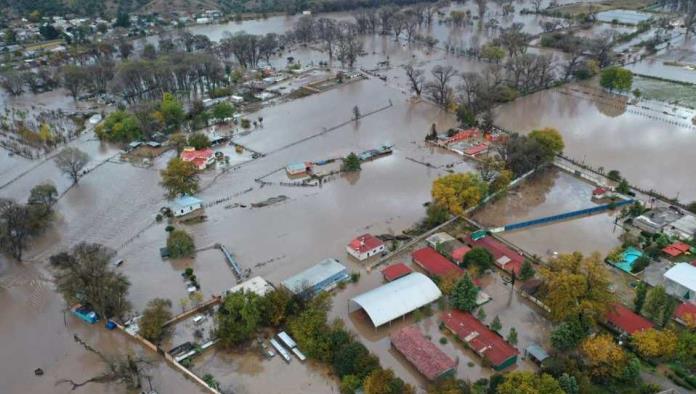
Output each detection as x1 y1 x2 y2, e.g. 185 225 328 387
282 258 347 294
172 195 203 208
349 272 442 327
665 263 696 292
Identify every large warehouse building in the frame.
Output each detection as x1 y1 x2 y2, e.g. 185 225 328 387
349 272 442 327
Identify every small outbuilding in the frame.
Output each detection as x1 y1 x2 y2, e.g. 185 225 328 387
525 343 550 365
381 262 413 282
227 276 274 297
282 258 349 296
349 272 442 327
426 232 455 249
171 195 203 217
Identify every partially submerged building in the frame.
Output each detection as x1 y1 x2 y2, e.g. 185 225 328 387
468 235 524 275
665 214 696 241
411 247 463 278
664 263 696 300
282 258 349 295
441 310 518 371
227 276 274 297
605 303 653 335
633 207 683 235
171 195 203 217
346 234 385 262
180 147 215 170
390 325 456 381
349 272 442 327
426 232 455 249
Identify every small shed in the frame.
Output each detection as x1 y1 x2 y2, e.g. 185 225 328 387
525 343 549 365
426 232 455 249
381 262 413 282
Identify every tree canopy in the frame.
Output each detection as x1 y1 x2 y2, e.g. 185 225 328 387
166 229 195 259
600 67 633 92
539 252 614 324
497 371 564 394
431 172 488 216
52 243 131 320
450 274 479 312
95 110 143 143
139 298 173 343
216 290 264 347
160 158 200 199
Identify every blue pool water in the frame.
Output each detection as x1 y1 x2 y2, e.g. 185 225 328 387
614 246 643 273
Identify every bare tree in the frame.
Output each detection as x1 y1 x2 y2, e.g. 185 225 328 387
531 0 544 13
405 64 425 96
61 65 87 101
475 0 487 20
315 18 340 60
1 70 24 95
685 2 696 36
425 65 457 107
54 147 90 185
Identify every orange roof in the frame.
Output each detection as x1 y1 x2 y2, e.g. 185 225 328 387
663 242 690 257
180 148 214 161
348 234 384 254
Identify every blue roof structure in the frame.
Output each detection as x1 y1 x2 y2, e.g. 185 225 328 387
282 258 349 295
173 195 203 209
525 343 549 363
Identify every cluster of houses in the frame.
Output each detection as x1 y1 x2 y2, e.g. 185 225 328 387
428 128 505 158
634 206 696 241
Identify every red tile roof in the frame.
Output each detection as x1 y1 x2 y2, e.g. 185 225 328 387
674 302 696 323
180 147 214 161
451 246 472 263
411 247 463 278
348 234 384 254
390 325 456 381
593 187 608 196
441 310 518 368
446 128 479 144
464 143 489 156
381 263 413 282
663 241 691 257
468 236 524 275
605 304 653 335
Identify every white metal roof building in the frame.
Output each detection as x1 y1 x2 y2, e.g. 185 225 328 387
665 263 696 300
227 276 274 296
282 258 349 295
349 272 442 327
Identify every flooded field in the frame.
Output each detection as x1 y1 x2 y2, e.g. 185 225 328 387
494 82 696 202
632 75 696 108
473 168 623 259
627 36 696 84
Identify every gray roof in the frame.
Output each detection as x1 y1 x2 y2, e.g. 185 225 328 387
349 272 442 327
282 258 347 294
526 343 549 362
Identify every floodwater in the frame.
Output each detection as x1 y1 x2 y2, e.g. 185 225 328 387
494 82 696 202
627 35 696 84
473 168 623 259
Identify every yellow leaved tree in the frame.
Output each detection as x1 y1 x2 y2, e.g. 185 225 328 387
431 172 488 216
632 329 677 360
580 334 627 379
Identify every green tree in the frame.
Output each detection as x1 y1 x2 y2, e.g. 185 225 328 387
340 375 362 394
507 327 518 346
476 307 487 321
1 197 54 261
216 291 263 347
558 373 579 394
550 317 589 351
432 173 488 216
633 282 648 314
676 330 696 368
54 147 90 184
28 183 58 217
529 127 564 161
95 111 143 142
519 259 535 281
600 67 633 92
616 179 630 194
342 152 361 172
450 274 479 312
332 341 379 379
212 102 235 121
643 285 669 322
480 44 506 63
52 243 131 319
462 247 494 271
138 298 173 343
260 287 294 327
160 158 199 199
169 133 188 154
363 368 413 394
288 293 333 361
497 372 564 394
157 93 185 132
490 315 502 332
423 203 450 229
188 133 211 150
166 229 195 259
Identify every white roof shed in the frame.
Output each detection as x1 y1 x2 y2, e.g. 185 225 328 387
665 263 696 292
349 272 442 327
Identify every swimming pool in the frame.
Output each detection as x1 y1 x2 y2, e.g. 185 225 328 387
614 246 643 273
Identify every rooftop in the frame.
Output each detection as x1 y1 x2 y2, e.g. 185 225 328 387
348 234 384 254
441 310 518 367
605 303 653 335
663 241 691 257
674 302 696 323
172 195 203 209
227 276 274 297
349 272 442 327
411 247 463 278
390 325 456 381
665 263 696 292
282 258 347 294
381 262 413 282
468 235 524 275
